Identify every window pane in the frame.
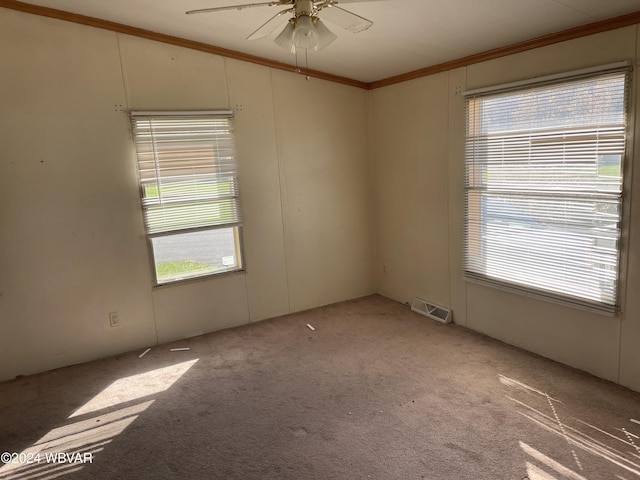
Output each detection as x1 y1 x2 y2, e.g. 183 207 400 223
130 112 243 285
464 69 628 313
468 192 620 304
151 227 240 284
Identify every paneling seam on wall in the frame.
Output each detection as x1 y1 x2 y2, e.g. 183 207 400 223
223 57 233 111
269 68 292 315
444 71 453 314
365 91 378 293
223 57 254 324
115 31 159 346
115 34 132 109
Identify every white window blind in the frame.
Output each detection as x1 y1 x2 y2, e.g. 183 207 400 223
130 112 242 236
130 111 243 285
464 68 629 314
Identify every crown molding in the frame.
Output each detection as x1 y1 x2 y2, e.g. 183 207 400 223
368 10 640 89
2 0 640 91
0 0 368 89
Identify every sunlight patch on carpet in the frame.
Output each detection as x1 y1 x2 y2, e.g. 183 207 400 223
0 401 151 480
522 442 588 480
501 374 640 479
70 359 198 418
0 359 198 480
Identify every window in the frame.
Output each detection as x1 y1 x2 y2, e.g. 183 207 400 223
464 66 630 314
131 111 243 285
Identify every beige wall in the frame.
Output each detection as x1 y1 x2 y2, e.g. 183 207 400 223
371 26 640 390
270 70 373 312
3 5 640 392
0 8 374 381
371 73 451 307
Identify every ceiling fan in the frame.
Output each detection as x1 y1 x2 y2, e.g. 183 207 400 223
186 0 378 53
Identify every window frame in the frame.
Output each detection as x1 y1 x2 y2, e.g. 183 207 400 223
130 110 245 286
463 63 632 315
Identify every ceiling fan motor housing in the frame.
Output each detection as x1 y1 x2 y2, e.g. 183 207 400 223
294 0 315 18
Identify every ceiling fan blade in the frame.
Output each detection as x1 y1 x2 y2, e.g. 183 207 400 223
247 8 294 40
321 0 386 3
186 1 290 15
316 5 372 33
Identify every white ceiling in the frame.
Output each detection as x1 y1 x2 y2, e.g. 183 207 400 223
14 0 640 83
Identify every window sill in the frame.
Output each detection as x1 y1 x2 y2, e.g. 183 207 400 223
464 274 619 317
153 268 246 289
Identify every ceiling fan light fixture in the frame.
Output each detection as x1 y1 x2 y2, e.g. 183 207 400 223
188 0 372 55
312 18 337 51
292 14 317 50
274 19 296 52
274 13 337 53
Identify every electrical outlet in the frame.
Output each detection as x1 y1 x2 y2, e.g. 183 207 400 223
109 311 120 327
